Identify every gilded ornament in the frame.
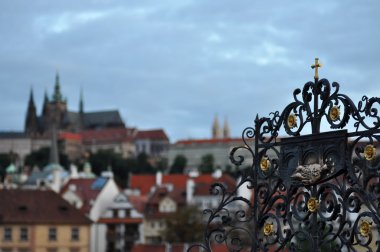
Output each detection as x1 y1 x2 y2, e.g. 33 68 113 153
291 160 334 185
307 197 319 213
364 145 376 161
359 220 372 237
329 106 340 122
311 58 322 80
263 222 274 236
287 114 297 129
260 156 271 172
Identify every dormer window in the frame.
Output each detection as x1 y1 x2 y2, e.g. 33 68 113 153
18 205 27 211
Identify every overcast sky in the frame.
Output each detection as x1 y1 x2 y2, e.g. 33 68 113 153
0 0 380 142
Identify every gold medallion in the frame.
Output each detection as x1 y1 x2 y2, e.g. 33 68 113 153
260 156 271 172
364 145 376 161
263 222 274 236
329 106 340 122
307 197 319 213
287 114 297 129
359 220 371 237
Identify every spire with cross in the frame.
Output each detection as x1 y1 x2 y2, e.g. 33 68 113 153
311 58 322 81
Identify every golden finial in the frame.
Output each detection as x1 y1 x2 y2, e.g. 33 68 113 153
311 58 322 80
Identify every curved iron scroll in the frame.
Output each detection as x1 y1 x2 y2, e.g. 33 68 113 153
189 78 380 252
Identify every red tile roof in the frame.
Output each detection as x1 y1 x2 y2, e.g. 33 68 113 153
193 174 236 195
129 174 236 196
0 189 91 225
148 186 186 205
128 194 148 213
135 129 169 141
60 178 105 214
132 244 166 252
130 174 188 195
80 127 136 144
175 138 244 145
59 131 82 141
129 175 156 195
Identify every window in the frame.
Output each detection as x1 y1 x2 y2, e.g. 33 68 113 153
4 227 12 241
71 227 79 241
20 227 28 241
48 227 57 241
113 209 118 218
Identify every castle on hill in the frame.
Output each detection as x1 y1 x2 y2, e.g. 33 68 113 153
0 73 169 166
25 73 125 136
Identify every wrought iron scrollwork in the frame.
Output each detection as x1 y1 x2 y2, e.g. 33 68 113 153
189 62 380 251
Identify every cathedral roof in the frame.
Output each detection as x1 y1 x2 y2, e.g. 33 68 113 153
82 110 124 128
135 129 169 141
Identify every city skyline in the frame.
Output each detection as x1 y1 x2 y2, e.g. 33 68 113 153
1 1 380 141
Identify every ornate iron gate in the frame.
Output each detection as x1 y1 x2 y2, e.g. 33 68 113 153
190 59 380 252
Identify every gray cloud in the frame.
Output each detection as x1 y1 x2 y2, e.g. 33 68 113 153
1 0 380 141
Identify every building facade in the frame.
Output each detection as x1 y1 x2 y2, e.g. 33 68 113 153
0 189 91 252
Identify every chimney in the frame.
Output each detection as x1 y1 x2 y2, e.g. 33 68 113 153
212 169 222 179
186 179 195 203
51 167 61 192
156 171 162 186
70 164 79 179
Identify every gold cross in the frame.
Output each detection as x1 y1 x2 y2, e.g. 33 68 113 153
311 58 322 80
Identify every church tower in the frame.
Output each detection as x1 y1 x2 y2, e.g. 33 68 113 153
44 72 67 134
25 87 39 136
223 117 231 139
212 115 222 139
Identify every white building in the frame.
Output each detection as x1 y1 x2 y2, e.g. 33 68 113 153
60 175 120 252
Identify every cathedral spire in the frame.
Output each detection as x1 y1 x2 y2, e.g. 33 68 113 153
53 72 63 102
79 88 84 114
25 87 38 135
28 87 36 108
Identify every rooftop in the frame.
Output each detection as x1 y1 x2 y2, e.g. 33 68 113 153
0 189 91 225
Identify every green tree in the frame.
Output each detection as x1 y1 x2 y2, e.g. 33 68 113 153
135 152 155 174
161 205 204 243
155 157 168 172
170 154 187 174
0 153 11 182
24 147 69 169
199 154 215 173
88 149 123 175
